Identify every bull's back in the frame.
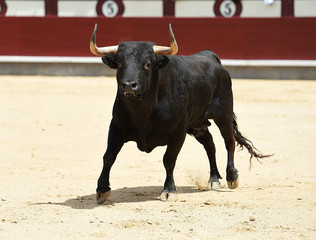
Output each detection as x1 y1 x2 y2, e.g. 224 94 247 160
166 51 229 125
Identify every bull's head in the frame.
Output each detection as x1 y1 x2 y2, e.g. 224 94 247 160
90 24 178 100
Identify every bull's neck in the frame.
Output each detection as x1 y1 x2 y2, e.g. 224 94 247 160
121 93 156 126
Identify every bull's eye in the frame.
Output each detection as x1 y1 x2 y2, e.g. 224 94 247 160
117 62 122 68
143 62 151 71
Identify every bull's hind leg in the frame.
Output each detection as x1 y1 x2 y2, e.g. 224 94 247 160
194 127 223 190
214 117 239 189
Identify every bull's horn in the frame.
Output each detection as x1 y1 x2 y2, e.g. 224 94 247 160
153 24 178 55
90 24 118 56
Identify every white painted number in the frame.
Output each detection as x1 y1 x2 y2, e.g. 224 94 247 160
219 0 237 18
102 0 119 17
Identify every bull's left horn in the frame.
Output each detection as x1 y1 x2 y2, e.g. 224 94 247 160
90 24 118 56
153 24 178 55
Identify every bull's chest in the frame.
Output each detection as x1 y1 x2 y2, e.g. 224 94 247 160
116 100 183 153
126 123 170 153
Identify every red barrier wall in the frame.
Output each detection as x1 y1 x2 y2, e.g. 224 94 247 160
0 17 315 60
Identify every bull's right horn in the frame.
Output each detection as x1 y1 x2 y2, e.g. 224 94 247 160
153 24 178 56
90 24 118 56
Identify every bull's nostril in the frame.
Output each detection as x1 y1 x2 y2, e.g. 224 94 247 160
122 81 138 92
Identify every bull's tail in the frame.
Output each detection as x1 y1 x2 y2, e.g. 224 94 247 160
233 113 272 167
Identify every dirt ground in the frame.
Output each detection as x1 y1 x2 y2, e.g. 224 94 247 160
0 75 315 240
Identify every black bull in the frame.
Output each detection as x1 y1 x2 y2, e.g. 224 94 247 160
90 24 270 203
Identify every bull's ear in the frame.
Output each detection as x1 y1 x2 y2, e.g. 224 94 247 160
102 55 117 69
155 55 169 70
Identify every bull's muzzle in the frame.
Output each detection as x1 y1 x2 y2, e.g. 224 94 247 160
120 81 141 98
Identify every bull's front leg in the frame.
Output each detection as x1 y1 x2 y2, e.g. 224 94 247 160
160 133 186 201
96 121 124 204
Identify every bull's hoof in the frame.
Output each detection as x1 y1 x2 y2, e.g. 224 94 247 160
160 191 177 202
227 178 239 189
96 190 111 204
207 180 224 190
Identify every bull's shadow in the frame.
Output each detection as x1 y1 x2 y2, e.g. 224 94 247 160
61 185 202 209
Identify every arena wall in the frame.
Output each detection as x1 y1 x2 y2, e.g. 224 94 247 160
0 17 315 59
3 0 316 18
0 0 315 79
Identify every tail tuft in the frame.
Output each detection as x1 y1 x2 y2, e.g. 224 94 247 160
233 114 272 168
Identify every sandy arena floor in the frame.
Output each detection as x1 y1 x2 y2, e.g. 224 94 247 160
0 76 315 239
